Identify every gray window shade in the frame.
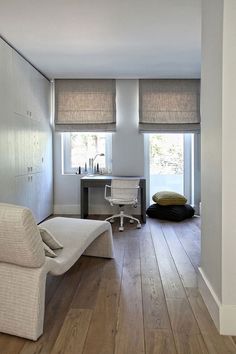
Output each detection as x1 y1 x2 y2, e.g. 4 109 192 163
55 79 116 132
139 79 200 132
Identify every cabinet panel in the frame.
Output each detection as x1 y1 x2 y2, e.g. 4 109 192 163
1 38 52 223
39 171 53 221
14 117 47 176
13 52 32 119
30 173 42 222
14 115 31 176
31 70 43 121
15 175 30 209
15 173 44 223
13 56 50 122
0 40 12 107
0 40 15 204
31 120 43 173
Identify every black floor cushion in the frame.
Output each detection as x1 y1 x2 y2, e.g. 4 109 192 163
146 203 195 222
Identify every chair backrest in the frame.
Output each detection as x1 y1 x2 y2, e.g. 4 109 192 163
110 179 140 203
0 203 45 268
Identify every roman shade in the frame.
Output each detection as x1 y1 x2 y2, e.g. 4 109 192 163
55 79 116 132
139 79 200 132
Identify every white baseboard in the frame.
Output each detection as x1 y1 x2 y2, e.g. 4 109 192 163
220 305 236 335
54 204 80 215
53 203 141 216
198 267 220 331
198 267 236 335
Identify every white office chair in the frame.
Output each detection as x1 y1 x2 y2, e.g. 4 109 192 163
104 178 141 231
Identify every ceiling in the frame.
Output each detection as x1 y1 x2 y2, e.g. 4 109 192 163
0 0 201 79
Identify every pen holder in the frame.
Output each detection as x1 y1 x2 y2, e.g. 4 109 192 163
88 158 93 174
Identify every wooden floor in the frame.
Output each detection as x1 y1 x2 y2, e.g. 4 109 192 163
1 216 236 354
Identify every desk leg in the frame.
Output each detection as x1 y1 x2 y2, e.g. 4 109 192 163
81 187 88 219
141 185 146 223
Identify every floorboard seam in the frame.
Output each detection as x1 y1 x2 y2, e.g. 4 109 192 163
160 223 210 353
113 232 126 354
148 221 178 354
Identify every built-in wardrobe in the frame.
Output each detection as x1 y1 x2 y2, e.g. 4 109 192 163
0 37 53 223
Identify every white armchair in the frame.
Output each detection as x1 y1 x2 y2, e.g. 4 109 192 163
104 178 141 231
0 203 114 340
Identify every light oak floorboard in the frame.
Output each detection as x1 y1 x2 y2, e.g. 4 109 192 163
114 236 145 354
161 223 197 288
50 309 92 354
140 231 172 330
145 329 177 354
82 234 125 354
2 216 236 354
19 260 85 354
70 257 106 309
187 288 236 353
149 219 209 353
174 333 208 354
0 334 25 354
149 218 236 354
173 222 201 272
149 219 186 299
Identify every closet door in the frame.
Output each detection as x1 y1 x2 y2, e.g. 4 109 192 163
13 52 32 119
31 120 43 174
14 173 41 222
1 39 53 221
30 69 42 121
14 115 32 176
15 175 30 209
37 76 53 219
0 40 15 204
39 171 53 221
29 173 42 222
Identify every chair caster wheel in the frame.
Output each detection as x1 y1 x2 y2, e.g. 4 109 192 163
119 226 124 232
109 218 115 224
129 219 134 224
137 223 141 229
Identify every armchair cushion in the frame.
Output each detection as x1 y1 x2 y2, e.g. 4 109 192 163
0 203 45 268
42 242 57 258
146 203 194 222
152 191 187 206
39 227 63 250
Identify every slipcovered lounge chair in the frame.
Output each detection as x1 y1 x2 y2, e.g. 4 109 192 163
0 203 114 340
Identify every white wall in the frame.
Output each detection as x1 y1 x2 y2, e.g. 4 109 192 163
200 0 236 334
221 0 236 306
112 80 144 176
200 0 223 302
53 79 145 214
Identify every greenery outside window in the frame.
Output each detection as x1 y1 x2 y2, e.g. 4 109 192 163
62 132 112 174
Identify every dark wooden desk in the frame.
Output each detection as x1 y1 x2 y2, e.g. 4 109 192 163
80 175 146 223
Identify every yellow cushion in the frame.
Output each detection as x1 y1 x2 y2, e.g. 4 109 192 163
152 191 187 206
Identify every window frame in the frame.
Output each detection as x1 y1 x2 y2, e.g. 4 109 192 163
62 132 112 175
146 133 198 206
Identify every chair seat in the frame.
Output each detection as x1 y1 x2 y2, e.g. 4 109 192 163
105 196 137 205
40 217 113 275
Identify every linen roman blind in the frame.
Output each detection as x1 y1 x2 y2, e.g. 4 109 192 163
139 79 200 132
55 79 116 132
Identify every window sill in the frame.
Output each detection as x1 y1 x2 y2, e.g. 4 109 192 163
62 172 111 177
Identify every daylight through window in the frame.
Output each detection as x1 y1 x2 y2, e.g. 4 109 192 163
63 132 111 174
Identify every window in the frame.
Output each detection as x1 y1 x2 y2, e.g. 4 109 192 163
149 133 194 204
62 132 112 174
